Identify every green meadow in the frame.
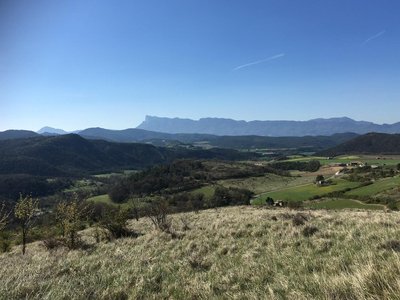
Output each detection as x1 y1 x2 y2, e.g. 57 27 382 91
190 185 216 200
87 194 114 205
308 198 384 210
254 179 361 203
345 176 400 197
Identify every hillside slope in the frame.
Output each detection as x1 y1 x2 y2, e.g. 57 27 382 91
1 207 400 299
319 132 400 156
0 134 258 176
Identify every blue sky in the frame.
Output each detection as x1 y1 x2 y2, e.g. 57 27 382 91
1 0 399 131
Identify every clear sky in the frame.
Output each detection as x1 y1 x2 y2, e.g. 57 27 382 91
1 0 399 131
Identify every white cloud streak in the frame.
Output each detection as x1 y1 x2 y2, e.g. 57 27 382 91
362 30 386 45
233 53 285 71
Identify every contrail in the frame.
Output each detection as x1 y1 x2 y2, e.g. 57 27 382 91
362 30 386 45
233 53 285 71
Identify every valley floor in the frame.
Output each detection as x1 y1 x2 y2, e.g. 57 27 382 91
1 206 400 299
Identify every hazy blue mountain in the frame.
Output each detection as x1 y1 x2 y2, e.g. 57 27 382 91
37 126 68 135
79 127 175 142
0 130 39 140
137 116 400 136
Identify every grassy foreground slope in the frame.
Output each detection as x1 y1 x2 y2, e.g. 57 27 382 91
1 207 400 299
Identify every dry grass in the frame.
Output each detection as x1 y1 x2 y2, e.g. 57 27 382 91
1 207 400 299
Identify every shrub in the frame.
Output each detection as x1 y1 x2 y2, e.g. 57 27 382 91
386 200 398 211
55 197 89 249
292 213 308 226
265 197 274 206
180 216 191 231
42 237 62 251
188 254 211 271
0 240 10 253
86 202 112 224
379 240 400 252
190 193 205 213
100 208 136 239
209 186 253 208
145 198 171 233
108 182 130 203
302 225 319 237
287 201 303 210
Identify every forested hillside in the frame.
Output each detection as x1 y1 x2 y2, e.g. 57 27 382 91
0 134 258 177
320 133 400 156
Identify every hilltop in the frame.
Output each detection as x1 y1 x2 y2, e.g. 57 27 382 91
37 127 68 135
1 206 400 299
0 130 39 140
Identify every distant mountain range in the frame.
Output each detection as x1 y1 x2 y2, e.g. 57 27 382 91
137 116 400 136
2 116 400 153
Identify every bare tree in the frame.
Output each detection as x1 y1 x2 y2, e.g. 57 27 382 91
14 194 39 255
146 197 171 232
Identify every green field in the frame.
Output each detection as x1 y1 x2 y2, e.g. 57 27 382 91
87 194 114 205
93 169 138 178
63 179 99 193
190 185 216 200
346 176 400 197
254 179 361 203
307 198 384 210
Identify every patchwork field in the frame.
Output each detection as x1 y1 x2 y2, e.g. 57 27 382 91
218 173 314 195
84 156 400 211
1 206 400 299
346 176 400 197
254 179 361 203
283 155 400 167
